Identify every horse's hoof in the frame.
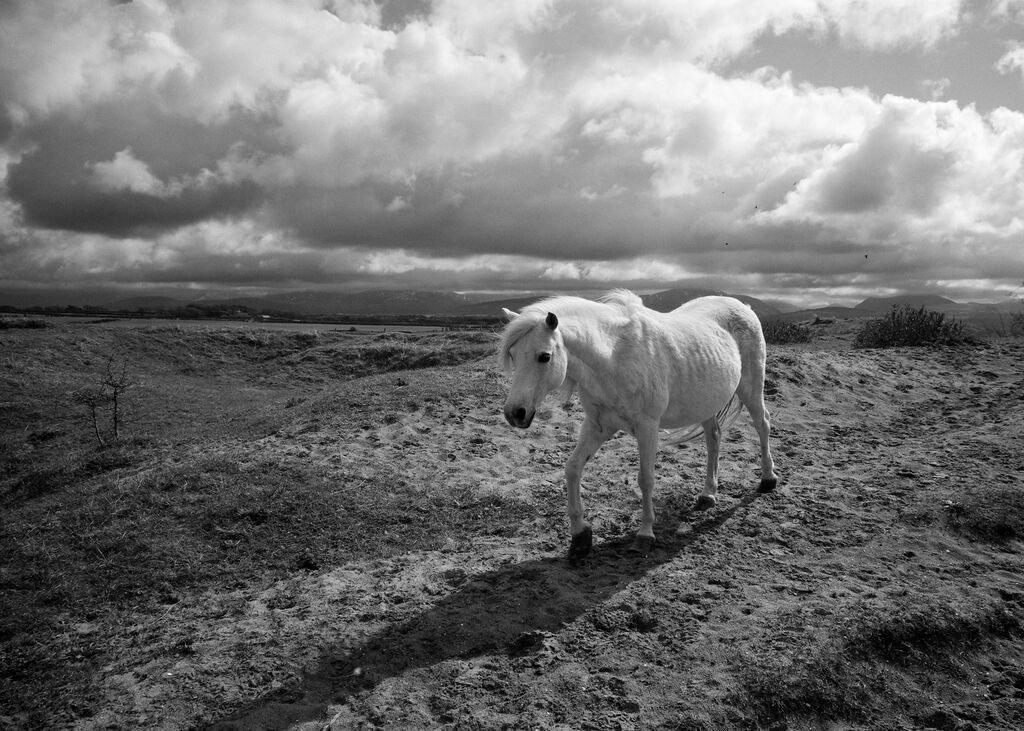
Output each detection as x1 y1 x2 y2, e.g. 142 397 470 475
568 527 593 563
694 494 717 511
632 535 656 554
758 477 778 493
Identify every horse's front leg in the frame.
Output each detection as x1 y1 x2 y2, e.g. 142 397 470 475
634 421 660 553
565 416 610 562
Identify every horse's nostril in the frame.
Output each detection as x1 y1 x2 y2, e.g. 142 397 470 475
513 407 527 422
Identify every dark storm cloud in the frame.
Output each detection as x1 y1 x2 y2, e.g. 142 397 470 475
8 165 261 237
274 137 667 260
378 0 432 29
5 101 274 236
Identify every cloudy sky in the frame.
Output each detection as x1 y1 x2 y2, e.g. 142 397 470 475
2 0 1023 306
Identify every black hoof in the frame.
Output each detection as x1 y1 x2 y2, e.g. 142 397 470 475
694 494 717 511
632 535 655 554
568 527 593 563
758 477 778 493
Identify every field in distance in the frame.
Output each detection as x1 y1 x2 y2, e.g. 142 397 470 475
1 316 1023 729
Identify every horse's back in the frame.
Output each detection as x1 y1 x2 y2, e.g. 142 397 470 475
667 295 765 356
672 295 753 322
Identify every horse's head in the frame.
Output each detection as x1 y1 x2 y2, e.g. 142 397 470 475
498 309 568 428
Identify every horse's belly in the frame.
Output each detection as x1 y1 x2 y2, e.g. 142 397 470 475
660 386 736 428
659 350 741 428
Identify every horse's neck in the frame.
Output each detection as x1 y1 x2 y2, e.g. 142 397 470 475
560 316 621 386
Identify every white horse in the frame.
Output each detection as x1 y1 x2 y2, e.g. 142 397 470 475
498 289 777 560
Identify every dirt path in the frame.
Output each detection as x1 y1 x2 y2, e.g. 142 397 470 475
64 339 1024 729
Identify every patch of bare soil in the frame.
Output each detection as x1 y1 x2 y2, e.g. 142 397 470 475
3 322 1023 729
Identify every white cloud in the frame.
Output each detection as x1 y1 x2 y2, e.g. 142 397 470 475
764 96 1024 273
89 148 169 195
920 77 951 100
996 41 1024 81
579 185 628 201
822 0 960 50
0 0 390 122
540 262 587 280
385 196 410 213
542 258 693 282
986 0 1024 23
87 147 247 203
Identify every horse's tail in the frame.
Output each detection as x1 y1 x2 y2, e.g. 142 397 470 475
661 393 744 445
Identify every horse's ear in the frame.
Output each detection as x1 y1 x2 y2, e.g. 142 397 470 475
546 312 558 330
502 307 518 321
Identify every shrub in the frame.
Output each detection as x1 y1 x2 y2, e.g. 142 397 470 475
1011 310 1024 337
761 319 812 344
853 306 978 348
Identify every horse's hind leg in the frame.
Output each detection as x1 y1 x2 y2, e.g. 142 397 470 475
694 417 721 511
737 384 777 493
565 416 611 561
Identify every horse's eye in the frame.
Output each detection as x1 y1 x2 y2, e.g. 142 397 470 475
538 352 551 363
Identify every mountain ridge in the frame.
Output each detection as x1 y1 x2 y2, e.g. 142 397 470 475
3 287 1020 321
855 294 959 312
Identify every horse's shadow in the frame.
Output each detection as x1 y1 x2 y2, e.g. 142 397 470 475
212 494 760 729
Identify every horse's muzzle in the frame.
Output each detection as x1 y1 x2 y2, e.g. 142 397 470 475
504 405 535 428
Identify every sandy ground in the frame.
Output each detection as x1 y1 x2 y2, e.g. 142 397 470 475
4 321 1024 729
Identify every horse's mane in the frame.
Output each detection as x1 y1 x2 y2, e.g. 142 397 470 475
599 288 644 312
497 311 540 372
496 290 644 372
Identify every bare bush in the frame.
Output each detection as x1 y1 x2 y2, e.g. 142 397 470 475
71 357 134 446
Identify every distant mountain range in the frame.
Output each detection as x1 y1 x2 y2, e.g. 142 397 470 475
771 293 1022 325
854 294 959 312
3 287 1019 321
86 287 788 319
191 290 477 317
